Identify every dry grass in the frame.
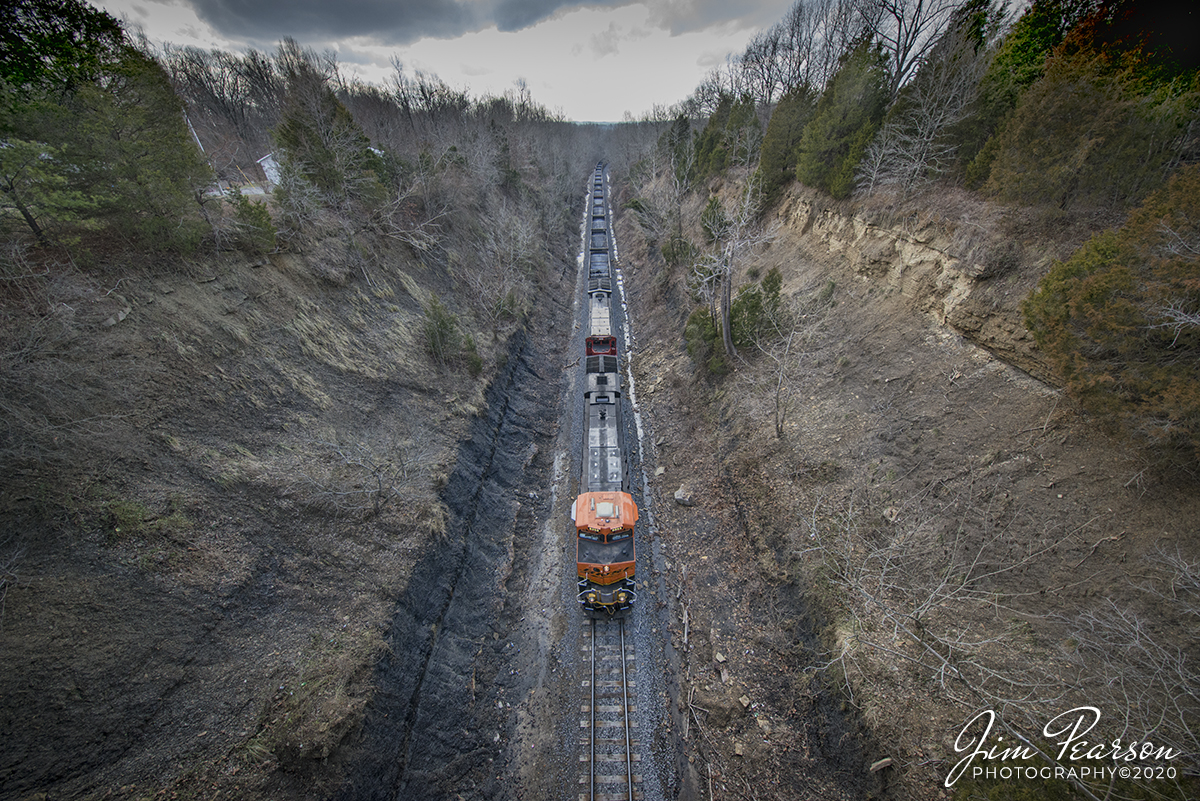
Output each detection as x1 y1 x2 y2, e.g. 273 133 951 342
258 619 388 769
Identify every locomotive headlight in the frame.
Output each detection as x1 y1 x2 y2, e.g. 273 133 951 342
587 592 598 603
617 592 628 603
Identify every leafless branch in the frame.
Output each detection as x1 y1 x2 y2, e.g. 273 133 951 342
1157 220 1200 257
1146 300 1200 346
292 434 435 518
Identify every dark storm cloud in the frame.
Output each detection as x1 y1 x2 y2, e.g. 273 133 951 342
186 0 783 45
492 0 601 32
189 0 485 45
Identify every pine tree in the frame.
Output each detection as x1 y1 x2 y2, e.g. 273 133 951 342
1 1 212 249
0 0 124 95
272 39 382 209
759 83 816 205
62 49 213 247
794 40 889 199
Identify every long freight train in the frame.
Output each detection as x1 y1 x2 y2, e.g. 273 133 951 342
572 163 638 617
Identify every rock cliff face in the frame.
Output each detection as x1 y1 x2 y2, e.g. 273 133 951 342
778 191 1054 383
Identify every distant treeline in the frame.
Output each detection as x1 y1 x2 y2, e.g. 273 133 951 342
662 0 1197 210
0 0 609 255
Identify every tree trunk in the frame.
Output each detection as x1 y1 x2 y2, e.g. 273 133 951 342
3 184 49 245
720 252 737 360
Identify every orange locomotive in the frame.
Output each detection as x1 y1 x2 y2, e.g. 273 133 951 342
574 164 637 616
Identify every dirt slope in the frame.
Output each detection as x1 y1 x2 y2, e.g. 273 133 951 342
616 177 1200 798
0 234 552 799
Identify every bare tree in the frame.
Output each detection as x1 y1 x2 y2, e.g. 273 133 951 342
387 58 471 146
684 65 739 119
1149 300 1200 347
858 0 963 98
740 27 787 107
752 328 802 440
0 534 22 628
455 199 538 325
797 490 1123 799
796 479 1200 798
859 12 992 193
776 0 867 94
294 433 436 518
741 292 829 439
775 0 824 93
1067 547 1200 776
812 0 873 90
158 44 283 178
373 182 447 254
692 172 778 361
713 0 871 117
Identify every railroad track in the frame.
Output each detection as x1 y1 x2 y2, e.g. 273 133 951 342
579 618 641 801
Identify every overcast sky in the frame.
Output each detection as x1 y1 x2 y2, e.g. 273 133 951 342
93 0 791 121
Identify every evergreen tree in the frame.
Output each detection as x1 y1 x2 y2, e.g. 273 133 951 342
62 49 212 247
759 83 817 205
694 93 733 177
1 1 212 248
273 39 378 205
985 0 1200 210
694 93 761 178
956 0 1088 186
0 0 124 96
794 39 890 199
667 114 692 174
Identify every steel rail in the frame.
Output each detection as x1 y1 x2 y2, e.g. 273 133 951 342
587 618 634 801
619 619 633 801
590 617 596 801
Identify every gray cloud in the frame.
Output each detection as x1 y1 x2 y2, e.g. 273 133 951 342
492 0 601 33
589 22 622 57
189 0 485 45
645 0 786 36
186 0 778 47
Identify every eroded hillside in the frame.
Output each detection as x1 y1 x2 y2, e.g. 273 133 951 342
618 174 1200 799
0 193 575 798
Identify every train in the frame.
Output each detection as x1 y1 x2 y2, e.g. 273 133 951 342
573 163 638 617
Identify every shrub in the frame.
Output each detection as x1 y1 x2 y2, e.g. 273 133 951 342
1022 165 1200 467
955 0 1082 187
684 307 730 377
661 234 696 268
730 266 784 348
982 240 1023 278
225 189 276 254
422 295 461 365
422 295 483 375
462 334 483 377
700 196 729 246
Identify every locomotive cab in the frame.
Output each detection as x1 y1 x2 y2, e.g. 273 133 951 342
573 491 638 614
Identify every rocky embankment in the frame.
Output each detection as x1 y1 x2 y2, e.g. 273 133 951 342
778 190 1068 383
